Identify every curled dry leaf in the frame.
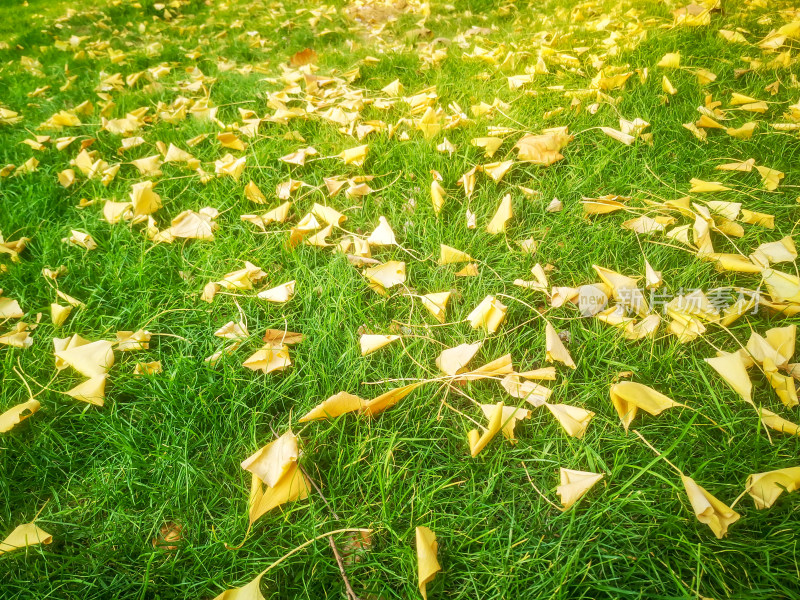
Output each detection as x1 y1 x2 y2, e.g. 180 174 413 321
415 526 441 600
152 521 182 550
609 381 681 431
468 401 504 457
681 476 740 539
299 391 365 422
746 467 800 510
467 295 507 333
556 469 603 510
362 382 424 417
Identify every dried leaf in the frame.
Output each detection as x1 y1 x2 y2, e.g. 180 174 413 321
415 526 440 600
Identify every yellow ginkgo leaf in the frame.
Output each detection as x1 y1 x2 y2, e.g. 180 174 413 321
415 526 441 600
249 462 310 523
367 216 397 246
518 367 556 380
50 302 72 327
545 323 576 369
244 180 266 204
746 466 800 509
0 399 40 433
482 160 513 183
64 375 106 407
461 354 514 382
726 122 756 140
759 408 800 437
469 401 505 457
704 352 753 404
154 208 218 242
257 280 295 303
362 382 424 417
340 144 368 166
501 374 552 406
133 361 162 376
467 295 507 333
471 137 503 157
740 209 775 228
756 166 784 191
241 430 298 488
545 403 594 439
438 244 473 265
750 236 797 268
55 339 114 378
420 292 450 323
299 392 365 422
360 334 400 356
556 468 604 510
212 569 266 600
242 345 291 374
486 194 513 234
662 75 677 95
481 403 530 443
430 180 446 215
514 128 572 165
363 261 406 296
681 476 740 539
644 260 663 290
311 203 347 227
306 224 334 247
130 180 162 216
689 178 730 193
600 127 636 145
382 79 403 96
657 52 681 68
0 522 52 555
763 358 799 408
116 329 151 352
63 229 97 250
609 381 681 431
455 263 479 277
436 342 482 375
0 297 23 319
762 268 800 303
593 265 649 316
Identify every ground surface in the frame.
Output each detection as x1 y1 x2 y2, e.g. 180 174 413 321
1 0 800 598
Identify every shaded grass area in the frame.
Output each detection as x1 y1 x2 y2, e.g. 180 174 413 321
1 0 800 598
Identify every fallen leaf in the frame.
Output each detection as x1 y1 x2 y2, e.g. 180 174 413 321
746 467 800 509
299 392 365 422
467 295 507 333
415 526 441 600
0 522 52 555
609 381 681 431
360 334 400 355
681 476 740 538
241 430 298 487
0 399 40 433
545 403 594 438
545 323 576 369
556 469 604 509
468 401 504 457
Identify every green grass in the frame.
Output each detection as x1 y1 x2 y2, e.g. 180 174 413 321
1 0 800 598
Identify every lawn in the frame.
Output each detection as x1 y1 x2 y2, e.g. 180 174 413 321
1 0 800 598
